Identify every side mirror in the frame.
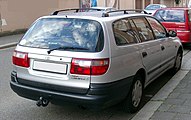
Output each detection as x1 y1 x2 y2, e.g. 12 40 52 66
168 30 177 37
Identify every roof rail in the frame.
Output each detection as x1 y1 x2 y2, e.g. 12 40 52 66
51 8 103 15
102 9 148 17
52 8 81 15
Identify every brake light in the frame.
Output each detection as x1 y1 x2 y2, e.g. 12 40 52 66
12 50 29 68
70 58 109 75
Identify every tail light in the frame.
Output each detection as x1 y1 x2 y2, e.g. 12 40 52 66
70 58 109 75
12 50 29 68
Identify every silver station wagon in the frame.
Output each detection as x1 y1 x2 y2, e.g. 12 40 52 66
10 9 183 113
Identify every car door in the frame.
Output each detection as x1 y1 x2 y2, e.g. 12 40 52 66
110 18 142 82
129 17 163 82
146 16 177 70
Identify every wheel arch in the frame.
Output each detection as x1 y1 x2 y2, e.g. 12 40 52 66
178 46 183 55
135 68 146 87
122 68 146 113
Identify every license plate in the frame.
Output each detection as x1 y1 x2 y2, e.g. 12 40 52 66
33 61 67 74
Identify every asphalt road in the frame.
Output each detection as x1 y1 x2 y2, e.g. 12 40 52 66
0 47 136 120
0 34 190 120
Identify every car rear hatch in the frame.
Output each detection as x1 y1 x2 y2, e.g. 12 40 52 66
13 17 106 94
154 9 189 32
162 22 188 32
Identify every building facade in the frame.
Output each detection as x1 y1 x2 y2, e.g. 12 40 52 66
0 0 189 32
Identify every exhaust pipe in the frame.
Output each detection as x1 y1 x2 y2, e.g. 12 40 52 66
36 97 49 107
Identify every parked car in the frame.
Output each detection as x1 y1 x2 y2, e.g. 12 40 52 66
144 4 167 15
51 7 117 15
188 0 191 7
10 9 183 113
153 7 191 44
90 6 117 11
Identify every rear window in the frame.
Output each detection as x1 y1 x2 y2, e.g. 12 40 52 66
154 9 185 22
20 18 104 52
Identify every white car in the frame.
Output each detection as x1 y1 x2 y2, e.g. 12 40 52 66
144 4 167 15
90 7 117 11
188 0 191 7
11 9 183 113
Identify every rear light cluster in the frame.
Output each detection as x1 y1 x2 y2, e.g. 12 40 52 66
70 58 109 75
12 51 29 68
12 50 109 75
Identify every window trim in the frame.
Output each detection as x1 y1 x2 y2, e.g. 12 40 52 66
145 16 168 40
112 18 139 46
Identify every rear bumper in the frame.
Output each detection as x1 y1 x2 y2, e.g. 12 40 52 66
10 71 134 109
177 31 191 44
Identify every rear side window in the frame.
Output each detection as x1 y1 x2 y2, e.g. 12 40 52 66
113 19 137 46
154 9 185 22
20 18 104 52
131 17 154 42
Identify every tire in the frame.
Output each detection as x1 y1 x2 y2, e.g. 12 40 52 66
172 50 182 73
123 74 144 113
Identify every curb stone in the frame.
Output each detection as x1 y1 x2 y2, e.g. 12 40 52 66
0 42 18 49
0 29 27 37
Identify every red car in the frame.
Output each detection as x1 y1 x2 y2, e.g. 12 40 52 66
153 7 191 44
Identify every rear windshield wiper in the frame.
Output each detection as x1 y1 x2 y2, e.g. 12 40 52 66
158 13 166 21
47 46 89 54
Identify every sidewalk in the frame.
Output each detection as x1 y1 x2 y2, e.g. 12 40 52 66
132 49 191 120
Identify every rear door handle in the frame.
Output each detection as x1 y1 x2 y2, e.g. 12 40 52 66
161 46 165 51
142 52 147 58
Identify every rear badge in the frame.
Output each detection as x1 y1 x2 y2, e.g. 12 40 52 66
45 56 50 60
71 75 88 80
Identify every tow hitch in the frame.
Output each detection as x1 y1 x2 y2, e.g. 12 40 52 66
36 97 49 107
